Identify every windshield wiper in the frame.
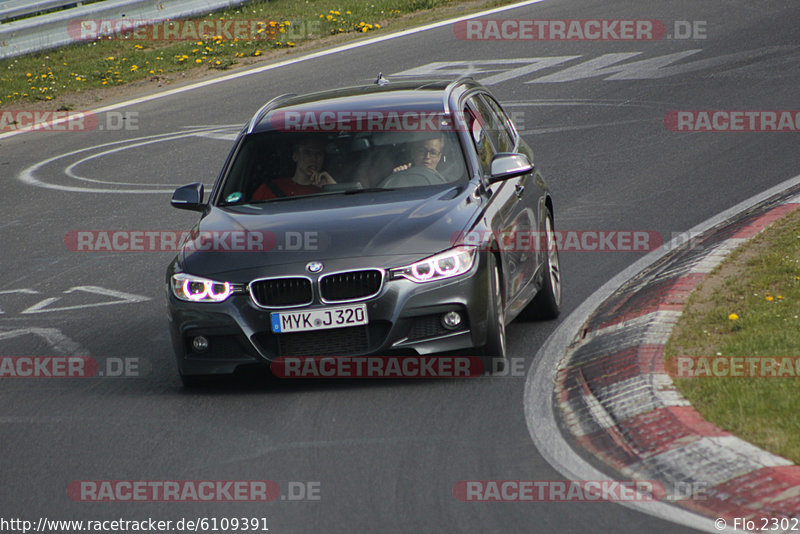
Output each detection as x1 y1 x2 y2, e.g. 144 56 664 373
342 187 395 195
245 192 340 204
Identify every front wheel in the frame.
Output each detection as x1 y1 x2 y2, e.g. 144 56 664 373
480 255 507 374
524 208 561 320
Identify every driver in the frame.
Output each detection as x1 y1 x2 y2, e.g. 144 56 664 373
380 134 447 188
392 135 444 173
252 137 336 200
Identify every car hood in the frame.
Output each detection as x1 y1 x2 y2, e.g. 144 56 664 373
179 186 481 277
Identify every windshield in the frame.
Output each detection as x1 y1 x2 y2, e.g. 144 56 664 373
218 128 467 205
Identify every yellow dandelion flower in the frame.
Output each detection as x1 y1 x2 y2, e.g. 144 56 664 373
728 313 739 320
766 296 774 301
195 59 202 63
130 65 138 71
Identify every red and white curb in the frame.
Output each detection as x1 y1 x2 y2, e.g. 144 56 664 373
555 196 800 523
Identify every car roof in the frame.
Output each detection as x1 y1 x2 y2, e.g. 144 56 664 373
248 78 480 134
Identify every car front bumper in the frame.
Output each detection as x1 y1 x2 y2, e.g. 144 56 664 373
167 253 495 377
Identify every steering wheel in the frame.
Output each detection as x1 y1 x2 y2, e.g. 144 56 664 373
378 166 447 188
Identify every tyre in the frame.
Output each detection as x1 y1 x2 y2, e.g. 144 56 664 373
480 254 508 374
524 208 561 320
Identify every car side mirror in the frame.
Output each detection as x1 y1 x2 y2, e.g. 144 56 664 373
171 183 205 211
488 153 533 183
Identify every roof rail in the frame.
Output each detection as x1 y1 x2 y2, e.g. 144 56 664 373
442 76 476 114
246 93 297 133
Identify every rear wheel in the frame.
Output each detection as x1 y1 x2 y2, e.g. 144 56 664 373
480 255 507 374
525 208 561 319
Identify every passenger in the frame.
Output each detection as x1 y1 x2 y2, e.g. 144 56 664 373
252 137 336 200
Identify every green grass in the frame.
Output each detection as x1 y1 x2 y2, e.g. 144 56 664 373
665 207 800 463
0 0 511 108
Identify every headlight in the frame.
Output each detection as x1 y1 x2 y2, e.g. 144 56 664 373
171 273 233 302
392 246 477 283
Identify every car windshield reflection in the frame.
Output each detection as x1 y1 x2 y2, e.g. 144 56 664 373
218 130 467 206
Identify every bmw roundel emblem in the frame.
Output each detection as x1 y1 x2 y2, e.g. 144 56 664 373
306 261 323 273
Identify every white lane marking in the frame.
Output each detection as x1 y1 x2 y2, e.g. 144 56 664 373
0 289 39 314
0 0 549 142
18 126 227 193
531 45 797 83
392 45 799 85
62 127 238 187
20 286 150 314
0 327 86 355
525 172 800 533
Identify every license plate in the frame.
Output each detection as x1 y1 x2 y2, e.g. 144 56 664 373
271 304 368 333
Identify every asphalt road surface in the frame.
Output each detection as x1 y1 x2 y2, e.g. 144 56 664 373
1 0 798 532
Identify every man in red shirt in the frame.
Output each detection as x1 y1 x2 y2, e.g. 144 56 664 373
253 138 336 200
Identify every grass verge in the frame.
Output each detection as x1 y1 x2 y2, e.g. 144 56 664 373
665 207 800 464
0 0 512 110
